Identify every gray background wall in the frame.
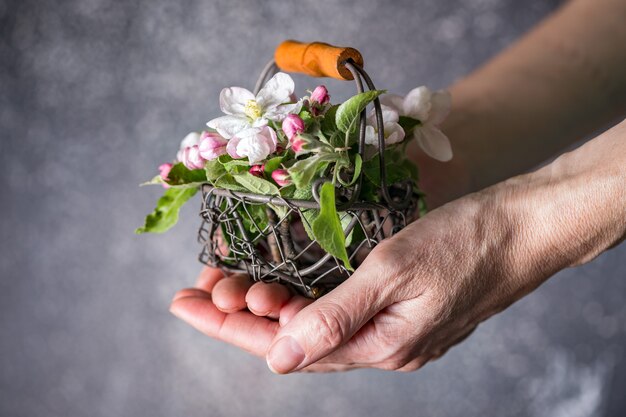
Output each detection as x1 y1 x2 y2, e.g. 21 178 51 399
2 0 625 416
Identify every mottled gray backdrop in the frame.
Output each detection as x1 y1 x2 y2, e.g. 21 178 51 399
2 0 625 416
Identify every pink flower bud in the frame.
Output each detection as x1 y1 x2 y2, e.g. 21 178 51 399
310 85 330 105
158 163 173 188
281 114 305 140
181 145 206 170
289 135 306 154
198 131 228 160
271 169 291 187
249 164 265 177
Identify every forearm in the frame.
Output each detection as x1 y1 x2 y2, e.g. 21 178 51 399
414 0 626 206
497 119 626 289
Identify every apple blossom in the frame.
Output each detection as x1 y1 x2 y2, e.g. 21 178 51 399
181 145 206 170
289 135 307 154
310 85 330 105
158 163 173 188
380 86 452 161
271 169 291 187
176 131 201 162
282 114 305 140
364 105 405 147
249 164 265 177
309 85 330 116
207 72 301 139
198 131 228 160
226 126 278 165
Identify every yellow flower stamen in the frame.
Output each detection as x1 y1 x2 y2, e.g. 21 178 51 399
244 99 262 120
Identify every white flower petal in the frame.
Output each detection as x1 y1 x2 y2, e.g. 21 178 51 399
414 124 453 162
429 90 452 126
379 94 405 114
403 86 432 121
180 131 201 149
366 104 399 126
229 127 277 164
263 101 303 122
207 115 250 139
381 105 400 123
256 72 295 111
226 136 242 159
251 118 269 128
237 136 271 164
259 126 278 148
364 125 378 146
384 122 405 145
219 87 255 116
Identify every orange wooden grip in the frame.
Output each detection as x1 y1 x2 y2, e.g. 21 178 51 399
274 40 364 81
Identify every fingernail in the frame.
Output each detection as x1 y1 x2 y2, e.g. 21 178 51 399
266 336 305 374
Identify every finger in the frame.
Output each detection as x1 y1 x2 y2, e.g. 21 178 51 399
173 287 210 302
302 296 430 367
245 282 292 319
195 266 227 293
279 295 313 326
299 362 361 373
265 252 396 374
395 356 432 372
211 274 254 313
169 293 278 357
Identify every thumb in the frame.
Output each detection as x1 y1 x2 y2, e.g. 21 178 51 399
266 262 391 374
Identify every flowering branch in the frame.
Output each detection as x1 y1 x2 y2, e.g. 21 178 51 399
138 72 452 269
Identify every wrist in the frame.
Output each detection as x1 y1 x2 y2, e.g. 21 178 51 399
498 123 626 278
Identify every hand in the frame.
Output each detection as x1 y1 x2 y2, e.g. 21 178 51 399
170 122 626 373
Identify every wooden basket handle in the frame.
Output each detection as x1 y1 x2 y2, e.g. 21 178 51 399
274 40 364 81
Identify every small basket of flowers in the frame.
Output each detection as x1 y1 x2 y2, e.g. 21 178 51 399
137 40 452 298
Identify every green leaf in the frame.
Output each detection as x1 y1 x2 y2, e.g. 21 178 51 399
205 159 226 181
335 90 385 133
233 172 280 196
264 156 284 174
292 185 313 200
238 203 269 236
398 116 421 133
341 212 355 247
311 182 353 270
222 158 250 174
403 158 420 183
300 208 318 242
135 187 197 234
288 153 340 189
298 109 314 126
161 163 207 188
140 175 165 187
279 184 296 198
214 173 248 192
288 157 320 189
363 148 414 187
336 153 362 187
320 104 339 136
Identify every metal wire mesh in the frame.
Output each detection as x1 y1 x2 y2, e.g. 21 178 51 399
198 184 417 297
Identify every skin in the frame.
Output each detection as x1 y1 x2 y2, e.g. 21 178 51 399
170 0 626 373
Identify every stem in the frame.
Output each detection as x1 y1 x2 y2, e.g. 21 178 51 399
266 208 282 264
278 218 296 260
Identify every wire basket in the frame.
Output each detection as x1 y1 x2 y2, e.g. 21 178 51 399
197 41 420 298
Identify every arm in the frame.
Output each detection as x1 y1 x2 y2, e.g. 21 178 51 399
169 0 626 373
171 120 626 372
416 0 626 207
